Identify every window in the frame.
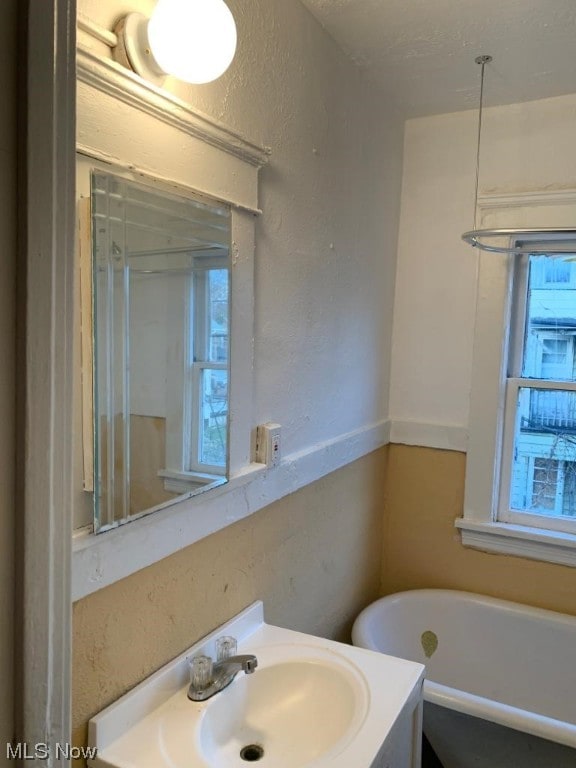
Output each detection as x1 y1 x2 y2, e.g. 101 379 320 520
499 253 576 534
543 258 571 284
498 253 576 531
158 252 230 487
458 228 576 566
188 259 229 473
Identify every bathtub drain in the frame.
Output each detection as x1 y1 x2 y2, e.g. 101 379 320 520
240 744 264 762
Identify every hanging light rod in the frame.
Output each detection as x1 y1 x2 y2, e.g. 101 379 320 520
461 55 576 255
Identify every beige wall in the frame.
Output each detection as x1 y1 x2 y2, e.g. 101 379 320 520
383 444 576 616
73 448 387 744
0 0 16 751
129 415 176 514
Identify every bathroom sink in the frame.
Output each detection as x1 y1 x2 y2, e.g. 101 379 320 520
88 602 425 768
159 646 368 768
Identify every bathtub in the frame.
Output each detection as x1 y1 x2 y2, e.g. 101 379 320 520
352 589 576 768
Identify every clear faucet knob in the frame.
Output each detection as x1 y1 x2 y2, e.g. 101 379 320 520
190 655 213 690
216 635 237 661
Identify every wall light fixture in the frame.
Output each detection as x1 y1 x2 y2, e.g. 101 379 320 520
114 0 237 85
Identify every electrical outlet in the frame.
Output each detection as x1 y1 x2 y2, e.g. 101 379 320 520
255 423 282 468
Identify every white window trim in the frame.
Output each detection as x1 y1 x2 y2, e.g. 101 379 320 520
454 518 576 567
457 190 576 566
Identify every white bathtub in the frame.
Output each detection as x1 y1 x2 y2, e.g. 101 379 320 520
352 589 576 768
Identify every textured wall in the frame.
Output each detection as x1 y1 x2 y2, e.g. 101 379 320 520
78 0 404 456
0 0 16 750
390 93 576 430
72 0 402 749
73 448 387 744
382 444 576 615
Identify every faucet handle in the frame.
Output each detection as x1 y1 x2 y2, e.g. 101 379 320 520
189 655 213 690
216 635 237 661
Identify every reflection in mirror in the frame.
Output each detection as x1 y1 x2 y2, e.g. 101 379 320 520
91 171 230 532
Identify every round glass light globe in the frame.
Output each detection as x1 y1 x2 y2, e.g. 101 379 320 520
148 0 237 84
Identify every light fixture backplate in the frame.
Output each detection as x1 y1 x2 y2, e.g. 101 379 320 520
113 12 166 86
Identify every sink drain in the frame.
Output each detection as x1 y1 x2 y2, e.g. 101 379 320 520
240 744 264 762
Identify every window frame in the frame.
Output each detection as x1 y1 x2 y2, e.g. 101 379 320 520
499 378 576 534
535 335 573 379
187 256 229 475
497 248 576 533
160 253 230 489
456 191 576 566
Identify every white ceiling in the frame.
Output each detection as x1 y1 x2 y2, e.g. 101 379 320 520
299 0 576 117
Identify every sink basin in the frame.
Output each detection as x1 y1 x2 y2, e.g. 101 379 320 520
158 646 368 768
88 601 424 768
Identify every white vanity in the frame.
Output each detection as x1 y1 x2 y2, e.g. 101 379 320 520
88 602 424 768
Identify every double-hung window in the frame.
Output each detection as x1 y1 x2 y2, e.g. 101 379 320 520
500 252 576 533
458 236 576 565
163 250 230 489
187 255 229 474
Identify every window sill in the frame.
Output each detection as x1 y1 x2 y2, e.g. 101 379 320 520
455 518 576 567
158 469 225 494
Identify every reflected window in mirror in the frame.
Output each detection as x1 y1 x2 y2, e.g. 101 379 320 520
88 170 231 532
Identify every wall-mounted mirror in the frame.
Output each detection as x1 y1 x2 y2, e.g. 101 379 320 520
89 170 230 532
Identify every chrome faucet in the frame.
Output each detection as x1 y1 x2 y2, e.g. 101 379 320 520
187 652 258 702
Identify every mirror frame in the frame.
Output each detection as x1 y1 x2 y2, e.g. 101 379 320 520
73 24 269 600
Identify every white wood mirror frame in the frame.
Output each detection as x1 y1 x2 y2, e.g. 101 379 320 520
72 23 269 593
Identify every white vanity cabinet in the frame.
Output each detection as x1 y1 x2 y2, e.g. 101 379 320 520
88 602 424 768
371 682 423 768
